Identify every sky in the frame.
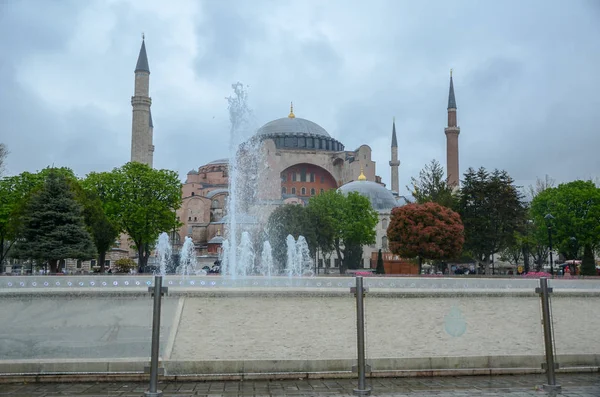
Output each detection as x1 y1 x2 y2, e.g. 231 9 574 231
1 0 599 194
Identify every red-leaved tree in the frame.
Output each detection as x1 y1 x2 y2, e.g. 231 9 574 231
387 202 465 274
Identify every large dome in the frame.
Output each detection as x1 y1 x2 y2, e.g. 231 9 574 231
256 117 330 138
339 181 398 212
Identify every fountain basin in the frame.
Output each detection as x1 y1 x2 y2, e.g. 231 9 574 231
1 276 599 379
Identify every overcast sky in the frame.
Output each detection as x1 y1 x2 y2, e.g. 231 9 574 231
1 0 599 194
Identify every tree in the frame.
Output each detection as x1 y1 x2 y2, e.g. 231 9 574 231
580 243 596 276
458 167 526 274
375 248 385 274
0 167 77 270
266 204 316 270
387 202 464 274
0 143 8 176
530 180 600 258
84 162 182 272
307 189 378 273
407 159 457 209
11 170 96 273
78 188 120 273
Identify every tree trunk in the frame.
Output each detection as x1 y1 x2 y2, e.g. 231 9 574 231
418 256 423 275
334 239 345 274
98 251 107 273
522 245 530 273
49 259 59 274
137 244 145 273
484 255 491 275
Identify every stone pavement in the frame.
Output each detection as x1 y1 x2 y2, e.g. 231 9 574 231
0 373 599 397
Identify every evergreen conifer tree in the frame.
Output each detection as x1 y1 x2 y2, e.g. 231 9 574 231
12 170 95 273
376 248 385 274
580 243 596 276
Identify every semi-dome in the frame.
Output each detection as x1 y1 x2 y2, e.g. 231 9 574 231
256 117 330 138
339 180 398 212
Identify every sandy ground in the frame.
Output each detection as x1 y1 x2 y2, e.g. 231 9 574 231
169 295 600 361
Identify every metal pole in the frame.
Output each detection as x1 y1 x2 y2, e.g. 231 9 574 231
537 277 561 393
145 275 164 397
353 276 371 396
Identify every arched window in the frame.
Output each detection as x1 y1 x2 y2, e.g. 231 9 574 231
191 192 195 196
301 187 306 195
311 188 315 196
382 218 388 229
382 236 388 250
282 187 287 194
291 187 296 195
320 188 324 194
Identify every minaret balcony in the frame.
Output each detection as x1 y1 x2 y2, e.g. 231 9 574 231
389 160 400 167
131 96 152 106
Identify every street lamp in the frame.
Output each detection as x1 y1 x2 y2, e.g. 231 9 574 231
544 214 555 277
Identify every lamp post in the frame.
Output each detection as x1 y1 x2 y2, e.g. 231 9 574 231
544 214 555 277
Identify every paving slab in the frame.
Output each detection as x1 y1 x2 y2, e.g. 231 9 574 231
0 373 599 396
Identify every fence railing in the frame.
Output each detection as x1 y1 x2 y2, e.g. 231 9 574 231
1 275 598 395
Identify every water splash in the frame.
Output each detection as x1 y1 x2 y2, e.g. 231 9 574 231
155 232 171 276
236 232 255 277
220 240 230 276
225 82 254 278
176 236 205 277
286 235 314 277
260 241 274 277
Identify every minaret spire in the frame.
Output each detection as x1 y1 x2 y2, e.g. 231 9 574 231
445 69 460 187
389 117 400 194
131 37 154 167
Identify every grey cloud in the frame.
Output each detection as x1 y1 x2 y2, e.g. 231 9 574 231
1 0 599 194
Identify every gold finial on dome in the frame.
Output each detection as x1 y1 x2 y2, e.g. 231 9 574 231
358 167 367 181
288 102 295 118
216 228 221 236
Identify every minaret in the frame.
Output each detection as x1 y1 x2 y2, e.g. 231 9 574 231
131 36 154 167
445 69 460 187
389 117 400 194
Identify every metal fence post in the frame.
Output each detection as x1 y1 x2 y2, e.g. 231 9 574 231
351 276 371 396
536 277 561 393
145 275 168 397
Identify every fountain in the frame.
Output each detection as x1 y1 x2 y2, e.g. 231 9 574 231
222 83 314 278
154 232 171 276
259 241 274 277
176 236 206 277
285 235 314 277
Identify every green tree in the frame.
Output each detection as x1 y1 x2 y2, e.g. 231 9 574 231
307 190 378 273
78 188 120 273
11 170 96 273
84 162 182 272
458 167 526 274
0 167 78 269
375 248 385 274
387 202 464 274
407 159 457 209
266 204 316 270
530 180 600 259
580 243 596 276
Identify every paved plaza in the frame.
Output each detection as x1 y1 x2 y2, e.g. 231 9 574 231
0 373 599 397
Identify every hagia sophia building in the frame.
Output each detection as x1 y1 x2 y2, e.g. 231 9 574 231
128 38 461 272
